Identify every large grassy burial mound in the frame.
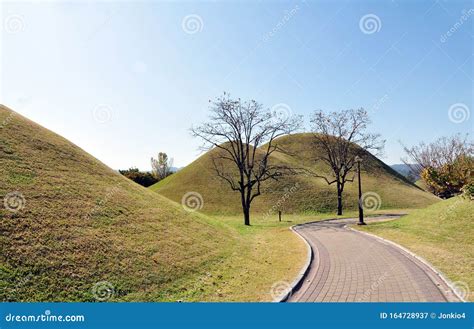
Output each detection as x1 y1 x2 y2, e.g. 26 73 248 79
151 134 439 215
0 105 231 301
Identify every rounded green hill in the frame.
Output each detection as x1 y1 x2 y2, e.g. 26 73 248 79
0 105 231 301
150 133 439 215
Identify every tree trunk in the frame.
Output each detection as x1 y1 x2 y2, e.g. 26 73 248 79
240 186 251 226
336 182 343 215
243 205 250 226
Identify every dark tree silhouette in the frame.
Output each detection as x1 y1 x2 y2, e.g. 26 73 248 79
119 168 158 187
310 108 384 215
191 93 302 225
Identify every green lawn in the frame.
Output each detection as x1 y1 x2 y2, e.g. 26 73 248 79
354 197 473 301
174 209 413 301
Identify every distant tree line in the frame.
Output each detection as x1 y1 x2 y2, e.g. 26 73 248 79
119 168 159 187
120 152 174 187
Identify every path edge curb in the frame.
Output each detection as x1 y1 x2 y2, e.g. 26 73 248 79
346 225 467 302
274 224 313 302
274 214 400 302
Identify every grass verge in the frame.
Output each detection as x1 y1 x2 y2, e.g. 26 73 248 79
173 209 411 301
353 197 473 301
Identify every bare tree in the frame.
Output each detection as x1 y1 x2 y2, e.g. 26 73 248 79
402 134 473 197
310 108 384 215
191 93 302 225
151 152 174 180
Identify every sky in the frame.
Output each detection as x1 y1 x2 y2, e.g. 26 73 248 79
1 0 472 170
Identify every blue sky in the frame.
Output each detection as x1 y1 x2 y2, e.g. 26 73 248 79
1 0 472 170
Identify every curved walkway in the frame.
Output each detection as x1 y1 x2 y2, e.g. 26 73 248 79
289 216 460 302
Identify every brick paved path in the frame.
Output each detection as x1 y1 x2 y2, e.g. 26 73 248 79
289 216 459 302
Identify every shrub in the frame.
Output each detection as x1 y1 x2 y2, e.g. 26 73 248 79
461 183 474 200
119 168 158 187
403 134 473 198
420 155 473 198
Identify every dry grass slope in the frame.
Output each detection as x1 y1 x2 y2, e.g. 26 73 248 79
0 105 232 301
151 134 439 215
0 105 313 302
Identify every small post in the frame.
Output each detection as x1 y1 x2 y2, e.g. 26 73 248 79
278 210 282 222
355 156 366 225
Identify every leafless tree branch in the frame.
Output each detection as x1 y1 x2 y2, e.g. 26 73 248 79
191 93 302 225
310 108 385 215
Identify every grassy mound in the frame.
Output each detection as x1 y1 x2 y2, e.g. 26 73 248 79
0 105 232 301
356 197 474 301
151 134 439 215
